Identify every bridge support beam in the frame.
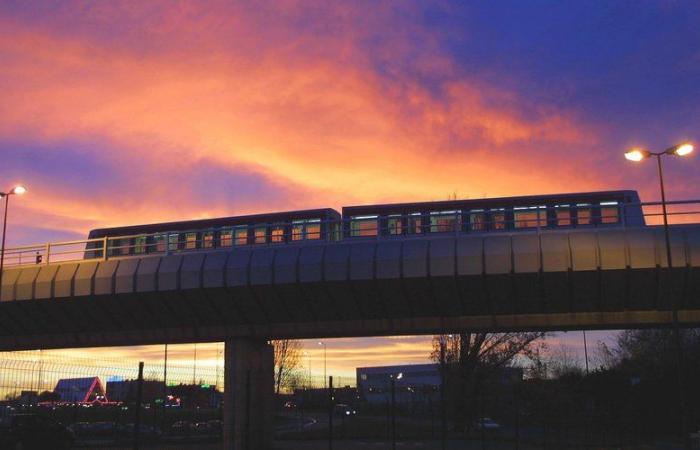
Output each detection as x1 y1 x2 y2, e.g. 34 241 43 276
223 338 274 450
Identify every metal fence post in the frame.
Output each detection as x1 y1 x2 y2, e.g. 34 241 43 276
133 361 144 450
328 375 334 450
391 377 397 450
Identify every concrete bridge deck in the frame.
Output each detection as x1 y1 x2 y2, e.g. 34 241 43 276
1 225 699 350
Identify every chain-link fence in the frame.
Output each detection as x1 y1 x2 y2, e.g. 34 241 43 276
0 349 224 448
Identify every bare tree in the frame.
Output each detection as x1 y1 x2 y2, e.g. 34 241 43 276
430 332 546 429
547 342 583 378
272 339 303 395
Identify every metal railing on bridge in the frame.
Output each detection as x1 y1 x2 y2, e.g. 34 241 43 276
2 200 699 268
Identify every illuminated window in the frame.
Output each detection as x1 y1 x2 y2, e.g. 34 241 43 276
253 225 267 244
555 205 571 226
491 209 506 230
292 222 304 241
600 202 619 224
220 229 232 247
576 204 592 225
185 233 197 249
168 234 179 251
351 216 378 237
514 206 546 228
430 211 460 233
203 231 214 248
469 210 486 231
134 236 147 254
388 216 402 235
290 219 323 240
407 213 423 234
270 225 285 243
306 221 321 240
234 227 248 246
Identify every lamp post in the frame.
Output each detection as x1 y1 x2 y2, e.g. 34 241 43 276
0 185 27 292
624 142 693 449
318 341 327 389
390 372 403 450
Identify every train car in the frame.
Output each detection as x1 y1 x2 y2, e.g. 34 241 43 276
87 208 341 257
341 190 644 238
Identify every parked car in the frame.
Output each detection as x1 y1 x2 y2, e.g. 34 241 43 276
206 419 223 435
333 404 357 418
170 420 195 435
0 414 74 449
121 423 161 442
473 417 501 431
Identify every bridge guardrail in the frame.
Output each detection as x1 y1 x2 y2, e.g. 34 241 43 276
2 200 699 268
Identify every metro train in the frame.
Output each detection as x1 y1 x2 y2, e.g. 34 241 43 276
87 190 644 256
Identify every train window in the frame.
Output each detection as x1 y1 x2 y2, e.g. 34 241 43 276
430 211 460 233
490 208 506 230
600 201 619 224
117 238 132 255
203 231 214 248
234 227 248 246
290 219 322 240
306 220 321 240
555 205 571 226
576 204 592 225
253 225 267 244
351 216 378 237
220 229 233 247
154 234 167 252
469 210 486 231
134 236 147 254
407 213 423 234
185 232 198 249
514 206 546 228
271 225 285 243
291 221 304 241
168 233 179 251
388 215 402 235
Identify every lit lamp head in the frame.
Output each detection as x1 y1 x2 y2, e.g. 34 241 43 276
0 185 27 198
624 148 650 162
667 143 694 157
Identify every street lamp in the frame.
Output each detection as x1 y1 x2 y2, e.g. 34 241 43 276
0 185 27 292
318 341 327 389
389 372 403 450
624 142 693 449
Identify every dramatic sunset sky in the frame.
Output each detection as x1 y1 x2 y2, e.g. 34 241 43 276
1 1 699 382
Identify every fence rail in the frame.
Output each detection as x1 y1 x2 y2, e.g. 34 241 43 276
2 200 700 268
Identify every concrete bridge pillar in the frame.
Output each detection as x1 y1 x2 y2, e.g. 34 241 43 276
223 338 275 450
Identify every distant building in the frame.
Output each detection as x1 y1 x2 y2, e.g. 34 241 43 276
357 364 441 407
106 379 163 403
356 364 523 407
54 377 107 403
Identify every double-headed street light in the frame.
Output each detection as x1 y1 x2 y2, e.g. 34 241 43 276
0 185 27 292
624 142 693 449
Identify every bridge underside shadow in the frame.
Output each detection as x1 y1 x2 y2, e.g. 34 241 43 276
1 256 700 349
